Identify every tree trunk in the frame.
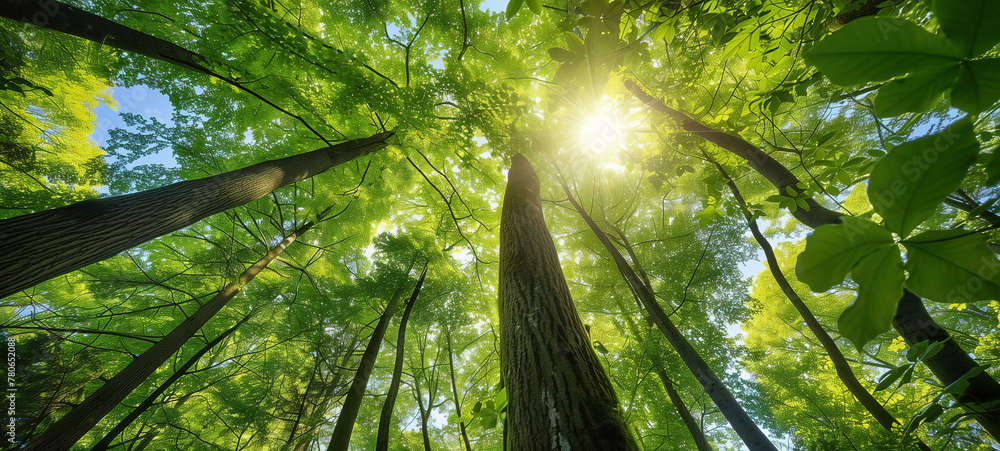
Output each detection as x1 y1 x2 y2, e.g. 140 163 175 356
90 312 253 450
328 260 416 451
23 219 317 451
498 154 637 450
375 265 427 451
1 0 210 74
612 296 714 451
444 330 473 451
559 177 776 451
626 80 1000 441
0 132 392 299
412 375 433 451
658 371 714 451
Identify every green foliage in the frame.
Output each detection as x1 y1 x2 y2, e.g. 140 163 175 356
8 0 1000 448
867 118 979 237
903 230 1000 303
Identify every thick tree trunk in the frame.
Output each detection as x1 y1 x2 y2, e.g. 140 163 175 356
90 312 253 450
559 178 776 451
444 330 473 451
328 260 415 451
0 132 392 299
498 154 637 450
375 265 427 451
626 80 1000 441
23 219 316 451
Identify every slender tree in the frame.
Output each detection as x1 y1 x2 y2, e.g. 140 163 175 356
498 154 637 450
23 212 323 451
558 175 776 451
0 132 392 299
444 329 473 451
328 259 416 451
708 157 931 450
375 264 427 451
90 312 254 450
612 297 714 451
626 79 1000 439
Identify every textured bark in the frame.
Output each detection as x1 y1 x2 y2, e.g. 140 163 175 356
444 330 474 451
560 178 776 451
628 80 1000 441
90 313 253 451
498 154 637 451
375 265 427 451
328 261 415 451
0 132 392 299
24 220 315 451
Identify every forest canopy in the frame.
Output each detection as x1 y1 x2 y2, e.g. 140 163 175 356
3 0 1000 449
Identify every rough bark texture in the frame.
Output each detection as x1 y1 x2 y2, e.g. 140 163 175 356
328 261 414 451
498 154 637 451
23 221 314 451
560 179 776 451
628 80 1000 441
375 265 427 451
0 132 392 299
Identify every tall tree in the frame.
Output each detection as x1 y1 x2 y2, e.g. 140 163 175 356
0 132 392 299
328 258 416 451
90 311 253 450
375 264 427 451
559 175 776 451
498 154 637 450
23 214 321 451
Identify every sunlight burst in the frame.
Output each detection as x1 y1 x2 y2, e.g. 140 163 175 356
578 106 624 155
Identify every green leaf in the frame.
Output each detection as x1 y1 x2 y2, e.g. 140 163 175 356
564 32 586 55
905 403 945 435
922 340 946 361
594 340 609 354
796 216 895 292
874 365 909 392
526 0 542 15
837 245 905 349
986 146 1000 186
904 229 1000 302
505 0 523 19
941 365 988 395
479 408 498 428
951 59 1000 115
804 18 963 86
494 387 507 411
873 64 960 117
867 118 979 237
933 0 1000 57
906 340 929 362
548 47 583 63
